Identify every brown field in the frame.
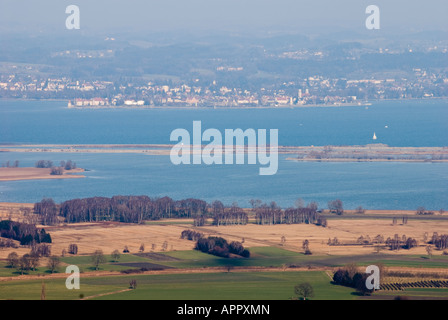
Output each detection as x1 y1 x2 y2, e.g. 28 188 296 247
0 167 85 181
1 210 448 259
192 219 448 256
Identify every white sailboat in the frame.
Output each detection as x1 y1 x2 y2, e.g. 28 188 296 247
373 132 377 140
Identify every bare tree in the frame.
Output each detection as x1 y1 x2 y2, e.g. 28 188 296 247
111 249 121 262
249 199 262 210
129 279 137 289
328 200 344 215
17 255 32 275
294 282 315 300
68 244 78 255
50 167 64 176
302 240 312 255
374 245 383 254
7 252 19 268
91 250 106 270
307 202 319 212
47 256 60 273
28 254 40 271
402 216 408 225
426 246 433 259
281 236 286 246
355 206 365 214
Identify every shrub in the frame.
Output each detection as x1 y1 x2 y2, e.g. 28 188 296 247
195 236 249 258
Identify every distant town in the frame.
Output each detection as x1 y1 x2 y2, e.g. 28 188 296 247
1 67 446 108
0 32 447 108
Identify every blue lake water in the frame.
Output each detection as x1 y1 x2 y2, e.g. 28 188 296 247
0 99 447 210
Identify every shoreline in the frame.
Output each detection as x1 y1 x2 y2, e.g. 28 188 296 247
2 96 448 109
1 144 447 163
0 167 85 182
67 101 371 110
286 157 448 163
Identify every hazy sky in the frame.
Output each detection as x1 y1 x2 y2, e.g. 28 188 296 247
0 0 447 35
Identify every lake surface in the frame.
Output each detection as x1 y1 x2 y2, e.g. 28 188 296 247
0 99 447 210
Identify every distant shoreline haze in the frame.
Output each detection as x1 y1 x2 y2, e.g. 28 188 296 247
0 0 447 34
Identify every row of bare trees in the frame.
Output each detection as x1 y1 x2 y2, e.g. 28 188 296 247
34 196 331 227
328 232 448 255
213 211 248 226
34 198 59 225
35 160 77 170
254 206 320 226
385 234 418 250
35 196 209 225
1 160 19 168
429 233 448 250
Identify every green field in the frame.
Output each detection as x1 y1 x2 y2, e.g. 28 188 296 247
160 247 327 269
2 269 447 300
0 271 355 300
1 246 448 300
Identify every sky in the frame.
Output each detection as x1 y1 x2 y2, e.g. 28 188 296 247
0 0 447 36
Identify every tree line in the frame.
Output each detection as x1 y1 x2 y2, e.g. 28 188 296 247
35 160 77 176
211 201 249 226
35 196 209 225
254 205 322 226
35 160 77 170
385 234 418 251
33 196 333 227
429 233 448 250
